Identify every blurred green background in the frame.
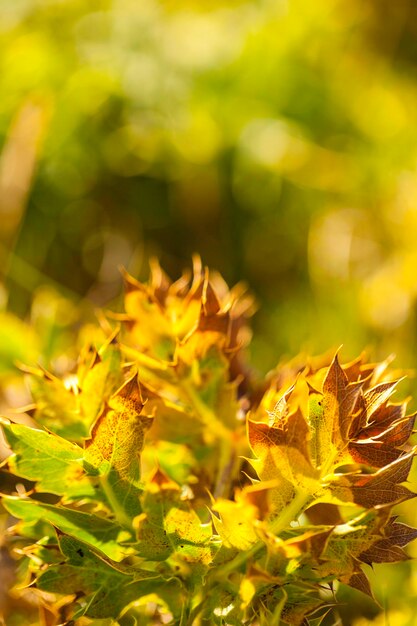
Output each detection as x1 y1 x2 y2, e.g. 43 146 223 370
2 0 417 375
2 2 417 622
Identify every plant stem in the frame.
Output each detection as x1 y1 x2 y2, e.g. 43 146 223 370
186 598 205 626
213 435 235 499
213 490 312 581
121 345 171 375
180 380 231 441
99 472 132 528
180 380 237 500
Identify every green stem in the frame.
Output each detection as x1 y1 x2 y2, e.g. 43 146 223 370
270 587 288 626
180 380 231 441
213 490 312 581
99 473 132 528
121 345 171 375
213 435 237 500
180 380 237 501
186 598 205 626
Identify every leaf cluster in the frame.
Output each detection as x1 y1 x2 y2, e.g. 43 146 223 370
1 259 417 625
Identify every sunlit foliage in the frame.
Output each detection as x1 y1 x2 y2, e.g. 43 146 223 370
1 264 416 625
2 2 417 624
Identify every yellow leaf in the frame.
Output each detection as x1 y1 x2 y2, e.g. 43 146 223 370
85 372 153 484
212 497 259 551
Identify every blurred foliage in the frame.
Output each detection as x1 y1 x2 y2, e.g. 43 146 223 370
2 0 417 624
2 0 417 373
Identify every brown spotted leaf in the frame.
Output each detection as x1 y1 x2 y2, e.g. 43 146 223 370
84 373 153 521
346 449 416 508
85 373 152 483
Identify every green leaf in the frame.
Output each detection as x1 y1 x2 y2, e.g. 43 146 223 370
202 587 244 626
2 496 133 561
80 340 123 423
280 584 324 626
134 469 214 579
2 423 101 501
84 373 154 522
37 534 170 620
28 341 123 441
29 368 87 440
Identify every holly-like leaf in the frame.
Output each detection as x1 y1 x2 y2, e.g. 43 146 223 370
358 514 417 564
134 468 214 580
121 259 254 369
1 422 101 501
314 354 364 464
333 449 416 508
247 407 319 513
84 373 153 521
2 496 132 561
85 373 152 483
26 339 123 444
239 350 417 621
29 367 85 439
79 339 123 424
249 353 417 515
258 583 323 626
301 507 417 597
2 263 417 626
212 497 259 551
37 534 170 620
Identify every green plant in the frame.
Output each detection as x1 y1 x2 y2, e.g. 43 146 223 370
1 260 416 626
